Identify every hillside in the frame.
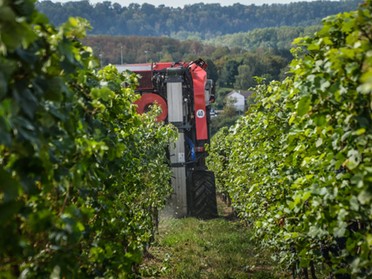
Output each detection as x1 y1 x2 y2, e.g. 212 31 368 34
82 36 221 65
36 0 365 111
82 35 291 92
206 25 321 50
36 0 362 38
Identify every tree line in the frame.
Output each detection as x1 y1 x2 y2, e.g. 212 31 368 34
83 35 291 97
36 0 362 38
206 25 321 51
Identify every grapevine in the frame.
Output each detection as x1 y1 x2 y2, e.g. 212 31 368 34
0 0 176 277
207 1 372 277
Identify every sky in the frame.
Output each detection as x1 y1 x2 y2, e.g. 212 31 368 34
51 0 332 8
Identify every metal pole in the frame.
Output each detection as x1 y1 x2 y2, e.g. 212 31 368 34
120 45 123 65
99 53 103 67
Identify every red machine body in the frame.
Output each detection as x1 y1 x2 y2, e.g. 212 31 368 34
117 59 217 218
122 60 210 140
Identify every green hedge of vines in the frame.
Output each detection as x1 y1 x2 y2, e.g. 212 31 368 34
207 1 372 277
0 0 176 277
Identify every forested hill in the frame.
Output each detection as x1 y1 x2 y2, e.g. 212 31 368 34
36 0 362 38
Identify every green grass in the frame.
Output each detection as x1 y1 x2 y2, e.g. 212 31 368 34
140 200 285 279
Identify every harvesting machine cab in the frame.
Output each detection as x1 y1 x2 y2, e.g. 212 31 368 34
117 59 217 219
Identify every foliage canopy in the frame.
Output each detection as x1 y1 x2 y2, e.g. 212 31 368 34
208 1 372 277
0 0 176 277
36 0 362 39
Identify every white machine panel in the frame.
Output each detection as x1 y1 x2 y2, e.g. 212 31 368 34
169 132 187 217
170 167 188 217
169 133 185 164
166 79 188 217
167 82 183 123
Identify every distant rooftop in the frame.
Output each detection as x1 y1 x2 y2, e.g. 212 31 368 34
116 64 152 72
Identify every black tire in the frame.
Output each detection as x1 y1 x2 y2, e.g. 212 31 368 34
188 170 218 219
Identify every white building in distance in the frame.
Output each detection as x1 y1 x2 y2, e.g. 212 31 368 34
226 90 254 112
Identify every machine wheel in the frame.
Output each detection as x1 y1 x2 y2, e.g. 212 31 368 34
189 170 218 219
